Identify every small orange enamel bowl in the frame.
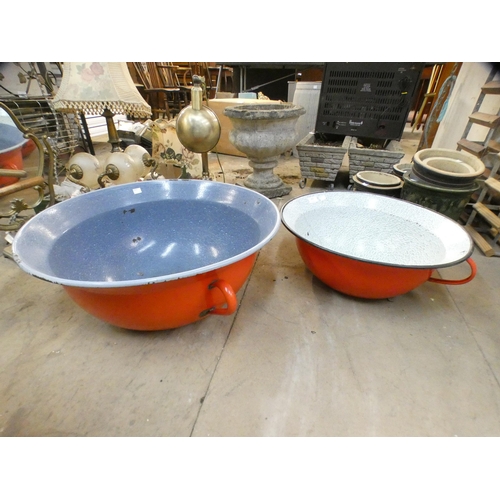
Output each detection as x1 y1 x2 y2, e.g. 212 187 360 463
0 123 26 187
281 191 476 299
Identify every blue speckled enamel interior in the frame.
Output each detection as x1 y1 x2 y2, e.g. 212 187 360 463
0 123 26 153
13 180 280 287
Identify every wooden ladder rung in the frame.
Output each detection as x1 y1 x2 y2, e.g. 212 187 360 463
487 139 500 153
469 112 500 128
485 177 500 196
482 80 500 94
465 225 495 257
457 139 487 157
473 202 500 230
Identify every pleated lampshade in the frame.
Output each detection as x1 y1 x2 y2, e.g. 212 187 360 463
53 62 151 118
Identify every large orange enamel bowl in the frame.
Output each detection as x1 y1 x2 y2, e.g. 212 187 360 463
281 191 476 299
12 180 280 330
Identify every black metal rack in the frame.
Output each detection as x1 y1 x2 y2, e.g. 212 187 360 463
1 97 93 176
315 62 424 144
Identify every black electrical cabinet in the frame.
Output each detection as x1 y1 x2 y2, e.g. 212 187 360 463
314 62 424 144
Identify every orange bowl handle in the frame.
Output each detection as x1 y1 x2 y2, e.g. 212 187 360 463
207 279 238 316
428 257 477 285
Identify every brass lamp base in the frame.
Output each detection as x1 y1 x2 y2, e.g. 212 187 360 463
103 108 122 152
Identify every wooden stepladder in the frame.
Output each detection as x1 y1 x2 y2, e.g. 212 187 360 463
461 67 500 256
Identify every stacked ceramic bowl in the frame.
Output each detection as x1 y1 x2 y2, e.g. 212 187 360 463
352 170 403 198
401 148 485 221
412 148 485 187
392 162 413 179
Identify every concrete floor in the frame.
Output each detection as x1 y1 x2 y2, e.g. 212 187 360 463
1 125 500 437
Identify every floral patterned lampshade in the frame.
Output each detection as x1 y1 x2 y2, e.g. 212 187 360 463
53 62 151 118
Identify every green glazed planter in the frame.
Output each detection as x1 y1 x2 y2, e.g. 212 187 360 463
402 171 480 221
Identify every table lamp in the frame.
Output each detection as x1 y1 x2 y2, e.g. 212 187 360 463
52 62 152 152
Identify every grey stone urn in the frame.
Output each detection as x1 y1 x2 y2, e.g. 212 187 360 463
224 103 305 198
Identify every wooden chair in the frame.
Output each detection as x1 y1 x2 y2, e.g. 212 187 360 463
411 63 445 131
172 62 191 88
177 62 215 99
216 65 234 94
155 63 191 115
126 62 148 103
0 101 56 238
130 62 171 120
130 63 191 120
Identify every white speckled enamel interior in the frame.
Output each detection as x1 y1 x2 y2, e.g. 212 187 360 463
281 191 473 268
